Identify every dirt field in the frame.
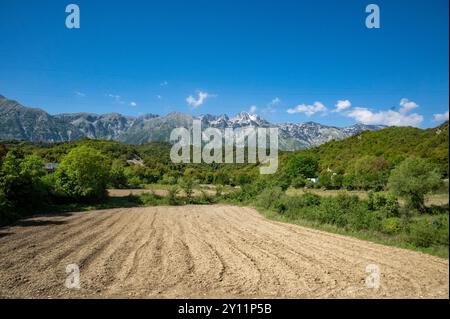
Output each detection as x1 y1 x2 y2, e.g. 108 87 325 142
0 205 448 298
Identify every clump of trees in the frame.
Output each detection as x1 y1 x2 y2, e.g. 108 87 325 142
388 157 442 213
54 146 110 200
0 150 48 225
0 145 111 225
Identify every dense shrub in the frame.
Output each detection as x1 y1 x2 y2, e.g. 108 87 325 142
139 191 161 206
123 165 160 187
55 146 110 201
282 193 321 219
406 220 438 247
284 154 319 179
167 186 179 205
318 172 342 189
382 217 402 234
0 153 48 211
109 160 128 188
255 187 284 209
0 189 15 225
179 178 196 202
388 157 442 213
318 196 349 227
368 192 400 217
0 152 49 225
290 175 306 188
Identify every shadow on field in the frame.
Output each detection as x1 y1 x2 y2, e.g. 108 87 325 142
13 219 67 227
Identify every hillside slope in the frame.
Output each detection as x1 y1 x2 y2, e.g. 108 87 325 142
302 121 449 174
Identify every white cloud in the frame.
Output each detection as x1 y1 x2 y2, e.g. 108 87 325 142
287 102 327 116
347 99 423 127
334 99 351 112
186 91 212 108
130 101 137 107
270 97 281 106
399 98 419 114
75 91 86 97
156 95 162 100
434 111 449 122
160 80 168 87
249 105 258 114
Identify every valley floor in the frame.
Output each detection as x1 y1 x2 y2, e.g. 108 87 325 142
0 205 448 298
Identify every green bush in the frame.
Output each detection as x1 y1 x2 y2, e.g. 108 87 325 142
255 187 284 210
0 153 48 212
123 165 160 188
179 178 195 202
369 192 400 217
382 217 402 234
109 160 127 188
404 216 448 248
284 154 318 180
282 193 321 219
167 186 179 205
139 191 161 206
290 175 306 188
300 192 321 207
273 195 289 214
55 146 110 200
406 220 437 247
0 152 49 225
162 174 178 185
316 197 348 227
381 194 400 217
431 215 449 246
230 177 273 202
0 190 16 226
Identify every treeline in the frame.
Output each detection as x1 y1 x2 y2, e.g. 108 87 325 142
1 121 448 229
1 139 260 187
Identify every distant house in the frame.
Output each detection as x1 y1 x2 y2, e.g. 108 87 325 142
44 163 59 173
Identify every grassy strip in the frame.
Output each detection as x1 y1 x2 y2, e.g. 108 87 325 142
255 206 449 259
286 187 449 207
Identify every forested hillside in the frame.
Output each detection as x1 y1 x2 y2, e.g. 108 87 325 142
300 121 449 176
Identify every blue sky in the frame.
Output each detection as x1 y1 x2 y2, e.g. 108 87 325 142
0 0 448 127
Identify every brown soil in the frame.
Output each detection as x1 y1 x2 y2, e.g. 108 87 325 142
0 205 447 298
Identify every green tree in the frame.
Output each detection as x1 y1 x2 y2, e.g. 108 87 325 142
388 157 442 213
109 159 127 188
285 154 318 179
55 146 110 200
347 156 390 190
0 152 47 222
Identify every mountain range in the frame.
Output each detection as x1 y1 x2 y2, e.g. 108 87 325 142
0 94 386 150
